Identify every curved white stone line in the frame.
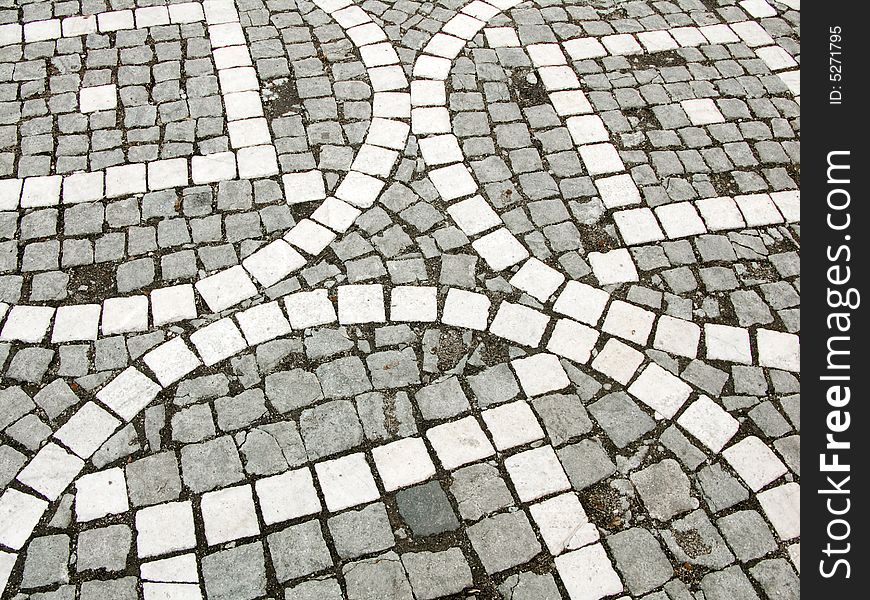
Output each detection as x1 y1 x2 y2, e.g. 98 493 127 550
0 0 800 349
488 33 799 248
0 0 802 587
0 281 798 596
0 0 410 346
0 8 797 453
406 0 799 375
0 1 797 372
1 1 278 202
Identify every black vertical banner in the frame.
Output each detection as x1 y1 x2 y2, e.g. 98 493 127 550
803 2 864 596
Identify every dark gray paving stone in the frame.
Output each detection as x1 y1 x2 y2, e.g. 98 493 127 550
396 481 460 537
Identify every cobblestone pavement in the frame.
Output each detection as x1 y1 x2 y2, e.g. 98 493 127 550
0 0 800 598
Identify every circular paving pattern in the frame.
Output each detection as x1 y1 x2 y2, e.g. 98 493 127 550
0 0 799 599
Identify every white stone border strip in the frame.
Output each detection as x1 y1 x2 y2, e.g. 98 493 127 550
407 0 799 364
0 281 799 596
0 0 799 346
409 0 801 278
608 191 799 248
0 0 277 203
0 1 801 592
0 2 206 47
0 0 411 342
558 15 800 99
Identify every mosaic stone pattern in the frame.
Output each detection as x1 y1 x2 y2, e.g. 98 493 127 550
0 0 800 598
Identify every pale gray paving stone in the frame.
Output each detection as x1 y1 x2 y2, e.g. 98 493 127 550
606 528 673 596
300 399 365 460
268 518 331 583
402 548 474 600
343 551 414 600
80 577 138 600
125 452 183 507
695 462 752 513
180 435 244 494
315 356 373 399
265 369 323 413
498 571 562 600
531 393 593 446
466 363 520 407
285 578 344 600
749 558 800 599
557 438 617 490
661 509 736 569
717 510 778 562
201 542 267 600
630 458 699 521
466 511 542 574
327 502 395 559
588 391 655 449
356 391 418 441
0 445 27 488
20 534 70 589
171 403 216 444
75 524 132 573
414 376 471 420
700 565 761 600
